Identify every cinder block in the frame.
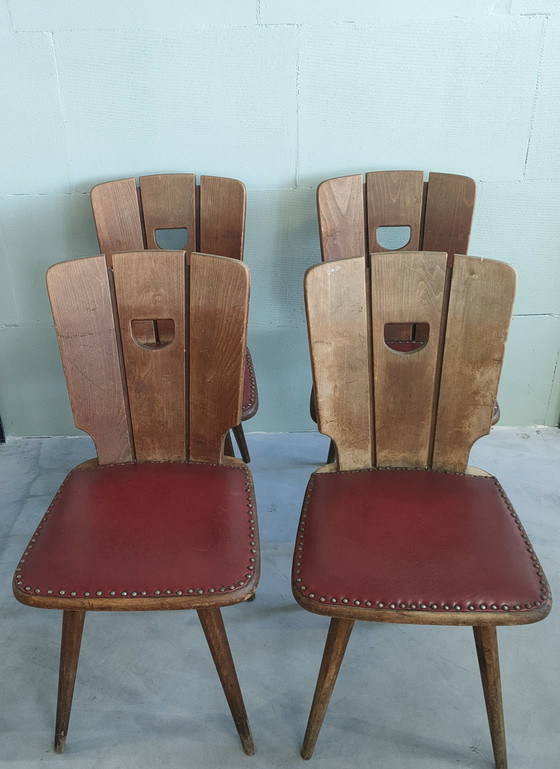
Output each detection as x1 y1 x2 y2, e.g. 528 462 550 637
497 314 560 426
261 0 496 25
511 0 560 13
524 14 560 178
244 188 320 431
0 193 99 325
0 240 18 326
0 323 79 436
297 17 543 185
53 27 297 190
0 32 71 193
0 0 10 32
9 0 257 31
469 180 560 316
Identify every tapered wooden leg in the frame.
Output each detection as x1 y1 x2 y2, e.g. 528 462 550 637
197 607 254 755
232 423 251 463
301 618 355 759
473 626 507 769
54 610 86 753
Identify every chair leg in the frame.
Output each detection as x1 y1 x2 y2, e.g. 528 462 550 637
301 618 355 760
473 626 507 769
232 423 251 463
54 610 86 753
224 431 235 458
197 607 255 756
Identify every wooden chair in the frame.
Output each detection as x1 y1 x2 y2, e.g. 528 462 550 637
90 173 258 463
294 251 551 768
313 170 497 461
12 250 258 755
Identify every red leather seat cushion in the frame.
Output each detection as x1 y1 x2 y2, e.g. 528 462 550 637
15 462 257 601
293 469 548 616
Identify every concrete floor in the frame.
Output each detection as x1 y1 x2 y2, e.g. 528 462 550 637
0 428 558 769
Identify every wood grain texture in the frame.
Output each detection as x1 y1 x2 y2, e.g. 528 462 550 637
189 253 249 463
301 618 355 760
54 611 85 753
473 626 508 769
47 257 133 464
432 256 516 472
139 173 197 252
90 178 144 260
305 258 373 470
112 250 187 462
198 607 255 756
366 171 424 253
422 172 476 256
371 251 447 468
317 174 366 262
199 176 246 260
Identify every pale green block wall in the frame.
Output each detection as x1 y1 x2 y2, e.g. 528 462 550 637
1 0 560 436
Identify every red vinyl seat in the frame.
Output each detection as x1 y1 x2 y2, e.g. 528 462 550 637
294 469 547 617
16 462 257 605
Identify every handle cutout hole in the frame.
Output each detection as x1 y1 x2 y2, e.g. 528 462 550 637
384 322 429 353
155 228 188 250
131 319 175 349
376 225 412 251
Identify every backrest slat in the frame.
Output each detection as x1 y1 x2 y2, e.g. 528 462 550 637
366 171 424 253
317 174 366 263
432 255 516 471
91 178 145 260
112 251 187 461
47 256 133 464
139 173 197 252
199 176 246 261
371 252 447 468
189 253 249 462
305 257 373 470
422 172 476 256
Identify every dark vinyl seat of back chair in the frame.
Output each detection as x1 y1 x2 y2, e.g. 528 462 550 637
313 170 498 461
90 173 258 463
13 250 258 756
294 250 551 769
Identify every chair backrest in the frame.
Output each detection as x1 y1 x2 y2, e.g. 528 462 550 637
91 174 246 263
317 171 475 263
305 252 515 473
47 251 249 466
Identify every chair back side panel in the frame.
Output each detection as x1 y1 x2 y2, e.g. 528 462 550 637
47 257 134 464
91 178 145 259
189 253 249 462
139 174 196 253
366 171 424 253
371 252 447 468
305 258 373 470
317 174 366 263
432 255 516 471
112 251 187 462
199 176 246 261
422 172 476 256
